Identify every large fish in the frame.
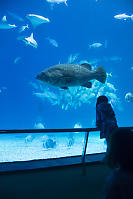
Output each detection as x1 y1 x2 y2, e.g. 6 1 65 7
17 33 38 48
46 0 68 6
36 63 106 89
26 14 50 28
114 13 133 20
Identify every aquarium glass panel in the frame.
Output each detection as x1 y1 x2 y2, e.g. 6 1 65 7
86 131 106 154
0 132 86 162
0 0 133 162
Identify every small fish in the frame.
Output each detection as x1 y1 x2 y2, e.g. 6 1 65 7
46 37 58 47
0 23 16 29
36 63 106 89
89 42 103 48
46 0 68 6
74 123 82 133
26 14 50 28
114 13 133 21
107 72 113 78
14 57 21 64
125 92 133 102
67 53 79 63
106 83 117 92
19 24 29 33
131 66 133 71
89 40 107 49
34 122 45 129
0 15 17 29
25 135 33 143
17 33 38 48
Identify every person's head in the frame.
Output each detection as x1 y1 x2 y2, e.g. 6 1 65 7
105 128 133 172
96 95 108 106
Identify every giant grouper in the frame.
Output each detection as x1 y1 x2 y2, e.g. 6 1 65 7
36 63 106 89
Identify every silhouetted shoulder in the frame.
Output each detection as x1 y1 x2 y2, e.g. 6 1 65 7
103 168 133 199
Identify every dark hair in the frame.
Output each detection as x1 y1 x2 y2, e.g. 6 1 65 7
105 128 133 172
96 95 108 106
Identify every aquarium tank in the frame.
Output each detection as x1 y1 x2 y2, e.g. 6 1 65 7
0 0 133 163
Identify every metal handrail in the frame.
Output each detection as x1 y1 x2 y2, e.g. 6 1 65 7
0 126 132 134
0 128 98 134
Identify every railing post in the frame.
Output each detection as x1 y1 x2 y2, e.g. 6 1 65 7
82 131 89 175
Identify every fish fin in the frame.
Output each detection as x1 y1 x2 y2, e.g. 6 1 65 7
65 1 68 6
95 66 106 83
60 87 68 89
30 32 34 39
81 63 92 70
2 16 7 23
81 82 92 88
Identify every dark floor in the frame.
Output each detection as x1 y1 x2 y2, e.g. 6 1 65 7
0 163 111 199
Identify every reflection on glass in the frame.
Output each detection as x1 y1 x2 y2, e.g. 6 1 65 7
86 131 106 154
0 131 107 163
0 132 87 162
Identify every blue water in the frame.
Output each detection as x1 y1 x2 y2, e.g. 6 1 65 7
0 0 132 162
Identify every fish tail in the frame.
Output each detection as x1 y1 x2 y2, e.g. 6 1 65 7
131 14 133 20
95 66 106 83
65 0 68 6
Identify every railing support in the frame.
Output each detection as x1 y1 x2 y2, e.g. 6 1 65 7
82 131 89 175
